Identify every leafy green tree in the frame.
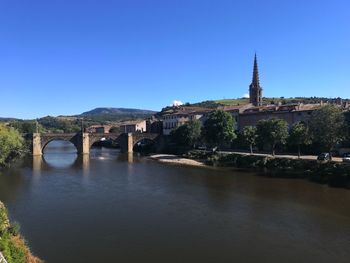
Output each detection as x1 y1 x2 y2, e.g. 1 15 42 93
289 122 311 158
309 105 345 152
170 119 202 147
38 116 81 133
0 124 24 166
202 110 236 147
10 120 44 133
256 118 289 156
241 126 258 154
344 110 350 144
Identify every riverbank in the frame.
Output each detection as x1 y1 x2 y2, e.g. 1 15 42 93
0 201 42 263
151 151 350 188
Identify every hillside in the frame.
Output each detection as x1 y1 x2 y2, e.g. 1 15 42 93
77 107 156 122
80 107 156 116
186 97 350 108
0 117 18 122
2 107 156 133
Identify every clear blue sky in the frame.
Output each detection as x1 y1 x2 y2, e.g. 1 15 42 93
0 0 349 119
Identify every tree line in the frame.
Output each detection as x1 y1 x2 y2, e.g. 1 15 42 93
9 116 83 134
170 104 349 156
8 116 112 134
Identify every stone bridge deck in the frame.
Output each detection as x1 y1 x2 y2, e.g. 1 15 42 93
31 132 160 155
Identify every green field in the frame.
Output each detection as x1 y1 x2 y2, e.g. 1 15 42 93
214 98 250 105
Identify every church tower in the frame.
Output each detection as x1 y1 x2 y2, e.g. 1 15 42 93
249 54 263 106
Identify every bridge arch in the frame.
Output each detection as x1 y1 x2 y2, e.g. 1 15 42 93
133 138 157 152
132 133 160 153
41 137 79 153
88 133 125 150
39 133 80 155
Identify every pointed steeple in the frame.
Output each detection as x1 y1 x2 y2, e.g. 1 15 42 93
249 53 263 106
252 53 260 86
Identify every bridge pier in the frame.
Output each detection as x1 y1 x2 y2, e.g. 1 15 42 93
127 133 133 153
77 133 90 155
32 133 42 156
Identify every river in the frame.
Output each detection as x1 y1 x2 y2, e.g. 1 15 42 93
0 140 350 263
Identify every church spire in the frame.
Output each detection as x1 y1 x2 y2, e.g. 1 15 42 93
252 53 260 86
249 53 263 106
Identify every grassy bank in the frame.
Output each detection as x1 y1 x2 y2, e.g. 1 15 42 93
0 201 42 263
184 150 350 188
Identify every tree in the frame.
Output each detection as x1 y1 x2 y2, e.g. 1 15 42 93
0 124 24 166
170 119 202 147
309 105 345 152
344 110 350 145
241 126 258 154
10 120 43 133
38 116 81 133
256 118 289 156
289 122 311 158
202 110 236 147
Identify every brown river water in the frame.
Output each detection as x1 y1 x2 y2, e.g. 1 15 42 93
0 140 350 263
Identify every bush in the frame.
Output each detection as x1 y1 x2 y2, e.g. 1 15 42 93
8 222 20 236
0 232 27 263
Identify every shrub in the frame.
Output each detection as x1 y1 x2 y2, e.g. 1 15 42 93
8 222 21 236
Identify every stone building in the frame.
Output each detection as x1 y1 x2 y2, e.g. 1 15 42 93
146 117 163 134
238 103 320 130
86 125 113 133
161 106 212 135
119 120 147 133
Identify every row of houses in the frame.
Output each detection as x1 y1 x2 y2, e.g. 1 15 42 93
160 101 350 135
86 100 349 136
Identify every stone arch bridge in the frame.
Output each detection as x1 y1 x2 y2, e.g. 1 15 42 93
30 132 161 156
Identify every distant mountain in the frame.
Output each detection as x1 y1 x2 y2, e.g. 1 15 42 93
0 117 18 122
76 107 156 122
80 107 156 116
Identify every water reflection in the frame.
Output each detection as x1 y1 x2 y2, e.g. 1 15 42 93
43 140 78 168
33 146 90 173
32 155 43 173
127 152 133 163
74 154 90 176
0 167 26 204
